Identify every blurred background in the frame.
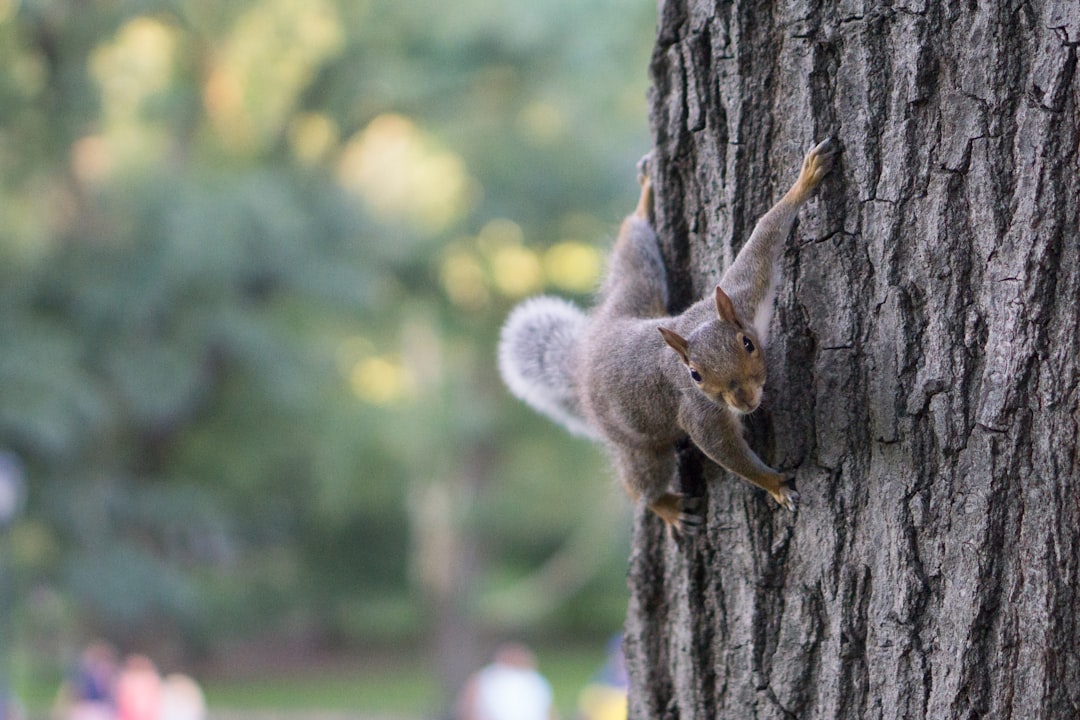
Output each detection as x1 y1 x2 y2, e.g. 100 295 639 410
0 0 654 717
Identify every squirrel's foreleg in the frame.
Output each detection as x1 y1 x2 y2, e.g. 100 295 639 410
787 137 838 205
722 138 839 343
681 400 798 511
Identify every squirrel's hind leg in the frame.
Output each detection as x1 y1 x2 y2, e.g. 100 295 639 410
648 493 704 537
599 167 668 319
634 152 654 222
613 444 703 536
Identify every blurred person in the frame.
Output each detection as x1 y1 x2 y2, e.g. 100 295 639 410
1 682 25 720
114 656 160 720
575 636 627 720
55 642 118 720
456 643 557 720
159 674 205 720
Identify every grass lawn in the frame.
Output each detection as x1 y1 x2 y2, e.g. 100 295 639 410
202 644 612 719
14 672 63 718
204 667 438 716
14 643 614 719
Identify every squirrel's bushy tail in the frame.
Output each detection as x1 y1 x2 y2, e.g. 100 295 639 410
498 296 597 439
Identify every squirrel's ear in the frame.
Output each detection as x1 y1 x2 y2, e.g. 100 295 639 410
658 326 690 365
715 286 739 325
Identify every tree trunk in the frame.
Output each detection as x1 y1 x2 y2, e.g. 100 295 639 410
626 2 1080 718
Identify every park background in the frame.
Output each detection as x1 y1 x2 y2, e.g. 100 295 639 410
0 0 655 716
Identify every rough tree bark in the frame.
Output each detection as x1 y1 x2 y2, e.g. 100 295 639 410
625 1 1079 718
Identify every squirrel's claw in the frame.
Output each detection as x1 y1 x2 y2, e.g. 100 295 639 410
676 496 705 537
812 136 839 159
774 485 799 512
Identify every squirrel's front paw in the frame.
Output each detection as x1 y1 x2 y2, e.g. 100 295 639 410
771 483 799 512
800 137 839 189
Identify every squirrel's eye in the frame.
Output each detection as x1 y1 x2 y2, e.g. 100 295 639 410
689 368 702 383
741 336 755 353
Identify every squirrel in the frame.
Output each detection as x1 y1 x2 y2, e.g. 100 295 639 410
499 139 838 534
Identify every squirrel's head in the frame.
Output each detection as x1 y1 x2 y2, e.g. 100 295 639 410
658 286 765 414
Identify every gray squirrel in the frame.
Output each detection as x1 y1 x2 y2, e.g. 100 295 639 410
499 139 838 533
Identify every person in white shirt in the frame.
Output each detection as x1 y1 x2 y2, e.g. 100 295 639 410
456 643 557 720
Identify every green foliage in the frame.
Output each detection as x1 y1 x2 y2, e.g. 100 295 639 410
0 0 653 662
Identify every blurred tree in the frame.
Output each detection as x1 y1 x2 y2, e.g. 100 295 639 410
0 0 655 682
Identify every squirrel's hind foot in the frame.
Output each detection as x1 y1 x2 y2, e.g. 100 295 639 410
636 151 654 185
634 151 654 221
649 492 704 537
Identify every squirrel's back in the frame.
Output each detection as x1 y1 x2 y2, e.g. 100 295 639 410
498 296 597 439
499 215 668 441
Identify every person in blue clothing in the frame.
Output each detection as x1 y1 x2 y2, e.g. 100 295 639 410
0 681 25 720
575 635 627 720
56 642 119 720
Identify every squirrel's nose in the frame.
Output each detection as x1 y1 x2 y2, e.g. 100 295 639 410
737 387 761 411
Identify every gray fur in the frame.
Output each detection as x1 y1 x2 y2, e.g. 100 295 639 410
498 296 598 439
497 140 835 526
